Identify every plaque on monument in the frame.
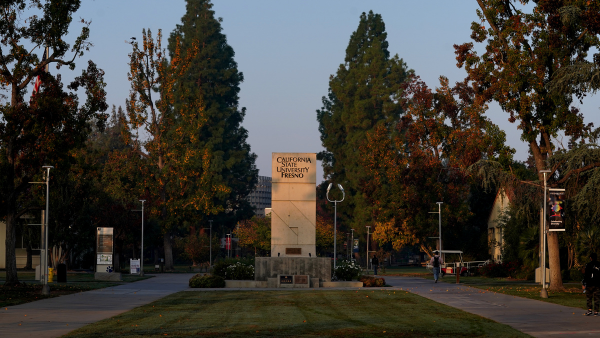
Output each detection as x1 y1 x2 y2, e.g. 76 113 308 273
286 248 302 255
294 275 308 285
280 275 293 284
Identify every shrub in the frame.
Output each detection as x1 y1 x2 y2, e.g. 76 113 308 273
211 258 255 279
570 268 584 282
189 274 225 288
225 262 255 280
478 261 520 278
334 260 361 281
359 276 386 287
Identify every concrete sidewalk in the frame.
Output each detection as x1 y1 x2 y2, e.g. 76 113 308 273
0 273 194 338
385 276 600 338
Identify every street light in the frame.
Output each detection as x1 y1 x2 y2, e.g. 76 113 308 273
326 183 345 269
429 202 444 260
139 200 145 276
30 166 53 295
366 226 371 272
540 169 552 299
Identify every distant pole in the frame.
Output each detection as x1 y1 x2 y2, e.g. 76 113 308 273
351 228 354 261
209 220 213 267
366 226 371 272
437 202 443 258
41 166 53 295
140 200 145 277
326 183 345 269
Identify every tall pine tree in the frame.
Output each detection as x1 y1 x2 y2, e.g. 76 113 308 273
317 11 411 231
168 0 257 236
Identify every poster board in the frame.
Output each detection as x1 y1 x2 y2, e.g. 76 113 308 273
547 189 566 232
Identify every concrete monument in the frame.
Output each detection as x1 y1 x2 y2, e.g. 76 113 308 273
254 153 330 287
270 152 316 257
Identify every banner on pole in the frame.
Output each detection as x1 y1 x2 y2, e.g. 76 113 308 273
353 239 359 253
547 188 566 232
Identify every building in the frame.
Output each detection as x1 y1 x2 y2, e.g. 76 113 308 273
487 189 511 262
0 221 41 269
247 176 272 216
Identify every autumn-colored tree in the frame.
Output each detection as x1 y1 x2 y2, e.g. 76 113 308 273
178 226 212 266
317 11 412 233
363 75 512 257
124 28 230 271
315 214 346 257
234 216 271 257
455 0 600 290
0 0 108 285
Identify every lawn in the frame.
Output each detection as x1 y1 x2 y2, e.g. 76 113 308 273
0 271 150 307
64 290 531 337
436 275 587 310
375 265 430 277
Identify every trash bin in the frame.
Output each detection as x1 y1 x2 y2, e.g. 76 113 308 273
57 263 67 283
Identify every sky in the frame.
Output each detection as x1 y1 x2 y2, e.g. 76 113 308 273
53 0 600 182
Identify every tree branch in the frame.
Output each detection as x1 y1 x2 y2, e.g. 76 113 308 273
556 162 600 185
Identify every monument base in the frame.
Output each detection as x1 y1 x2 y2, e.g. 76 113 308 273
255 257 331 282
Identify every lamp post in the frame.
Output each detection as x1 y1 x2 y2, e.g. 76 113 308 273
326 183 345 269
140 200 145 277
366 226 371 272
428 202 444 260
540 169 551 299
30 166 53 295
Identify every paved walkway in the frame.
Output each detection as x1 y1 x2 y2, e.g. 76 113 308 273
384 276 600 338
0 273 194 338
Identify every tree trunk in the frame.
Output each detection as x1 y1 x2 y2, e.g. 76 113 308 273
5 211 19 286
164 232 174 271
547 232 564 291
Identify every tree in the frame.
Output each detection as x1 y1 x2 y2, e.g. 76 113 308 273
0 0 108 285
125 28 228 271
315 214 345 257
363 75 512 257
234 216 270 257
168 0 258 234
316 11 412 232
455 0 600 290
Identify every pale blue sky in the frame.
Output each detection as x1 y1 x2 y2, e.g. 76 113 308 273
57 0 600 181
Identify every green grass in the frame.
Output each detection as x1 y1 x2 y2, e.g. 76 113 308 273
0 271 151 307
436 275 587 309
64 290 531 338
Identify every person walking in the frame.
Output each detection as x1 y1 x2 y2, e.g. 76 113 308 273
372 256 379 275
430 250 443 283
584 252 600 316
